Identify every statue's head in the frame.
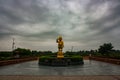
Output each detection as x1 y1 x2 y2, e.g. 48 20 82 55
58 36 62 40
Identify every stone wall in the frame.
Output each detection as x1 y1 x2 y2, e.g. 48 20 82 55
39 57 84 66
90 56 120 65
0 57 38 66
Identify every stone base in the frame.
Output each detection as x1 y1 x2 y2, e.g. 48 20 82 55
57 51 64 58
39 57 84 66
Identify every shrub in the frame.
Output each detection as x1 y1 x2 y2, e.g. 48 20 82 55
0 52 12 57
70 55 83 61
40 56 53 62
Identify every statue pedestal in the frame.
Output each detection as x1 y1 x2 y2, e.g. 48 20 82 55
57 51 64 58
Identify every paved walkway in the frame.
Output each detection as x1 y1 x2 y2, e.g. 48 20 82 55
0 75 120 80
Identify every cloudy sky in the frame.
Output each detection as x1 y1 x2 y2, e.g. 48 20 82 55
0 0 120 52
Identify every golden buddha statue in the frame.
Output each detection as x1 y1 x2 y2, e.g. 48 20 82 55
56 36 64 58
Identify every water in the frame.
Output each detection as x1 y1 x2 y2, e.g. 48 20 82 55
0 60 120 75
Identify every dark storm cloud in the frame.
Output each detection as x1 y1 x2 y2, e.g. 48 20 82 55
0 0 52 38
25 30 60 42
85 0 120 32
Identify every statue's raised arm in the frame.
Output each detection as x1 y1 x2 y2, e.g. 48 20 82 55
56 36 64 52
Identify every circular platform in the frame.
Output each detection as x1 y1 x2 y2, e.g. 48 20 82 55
39 57 84 66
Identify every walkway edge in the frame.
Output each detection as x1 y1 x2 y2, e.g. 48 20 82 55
0 75 120 80
0 57 38 66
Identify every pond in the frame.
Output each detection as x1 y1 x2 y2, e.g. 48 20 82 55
0 60 120 75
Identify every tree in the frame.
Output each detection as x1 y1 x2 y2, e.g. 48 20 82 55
98 43 113 55
13 48 31 57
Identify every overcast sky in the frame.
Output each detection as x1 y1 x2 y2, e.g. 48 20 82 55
0 0 120 52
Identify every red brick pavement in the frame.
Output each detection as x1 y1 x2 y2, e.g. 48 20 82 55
0 75 120 80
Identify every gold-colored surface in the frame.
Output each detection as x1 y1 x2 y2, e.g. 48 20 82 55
56 36 64 58
57 51 64 58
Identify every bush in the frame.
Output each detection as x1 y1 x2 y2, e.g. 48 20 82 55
0 57 13 61
40 56 53 62
0 52 12 57
108 53 120 59
70 55 83 61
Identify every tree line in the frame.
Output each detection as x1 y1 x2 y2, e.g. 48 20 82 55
0 43 120 60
